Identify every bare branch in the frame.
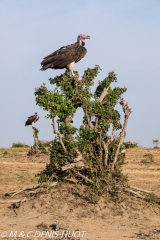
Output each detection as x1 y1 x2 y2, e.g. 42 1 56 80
0 197 27 204
65 114 74 125
4 182 58 198
62 161 85 171
95 86 110 130
62 150 86 171
84 112 95 129
112 98 131 170
102 137 112 166
123 188 145 198
52 118 67 153
97 86 109 103
130 186 160 198
27 126 39 156
75 172 94 184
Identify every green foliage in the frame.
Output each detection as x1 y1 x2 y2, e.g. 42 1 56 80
12 142 30 148
38 141 50 155
35 66 129 199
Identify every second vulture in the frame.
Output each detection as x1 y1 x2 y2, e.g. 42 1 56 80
40 33 90 76
25 112 39 126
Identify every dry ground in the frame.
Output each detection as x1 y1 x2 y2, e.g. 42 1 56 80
0 147 160 240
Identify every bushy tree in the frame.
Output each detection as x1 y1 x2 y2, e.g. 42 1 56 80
34 66 131 199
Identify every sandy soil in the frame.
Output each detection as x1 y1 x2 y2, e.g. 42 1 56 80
0 147 160 240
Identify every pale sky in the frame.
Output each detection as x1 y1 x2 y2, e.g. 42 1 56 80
0 0 160 147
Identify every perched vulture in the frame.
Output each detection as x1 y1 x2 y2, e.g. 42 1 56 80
40 33 90 76
25 112 39 126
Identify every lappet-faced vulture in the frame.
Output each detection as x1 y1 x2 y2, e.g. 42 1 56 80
25 112 39 126
40 34 90 76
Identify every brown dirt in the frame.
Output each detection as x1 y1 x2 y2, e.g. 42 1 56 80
0 147 160 240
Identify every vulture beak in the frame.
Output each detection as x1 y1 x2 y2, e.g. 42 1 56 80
86 35 90 39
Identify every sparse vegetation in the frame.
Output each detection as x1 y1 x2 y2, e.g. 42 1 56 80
39 140 53 147
141 153 154 164
124 141 138 149
145 192 160 204
3 150 9 156
12 142 30 148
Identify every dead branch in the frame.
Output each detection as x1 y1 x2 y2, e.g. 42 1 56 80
27 126 39 156
123 188 145 198
95 86 110 129
112 98 131 170
52 118 67 153
0 197 27 204
10 185 40 198
74 172 94 184
73 149 84 162
4 184 40 197
32 126 39 154
130 186 160 198
102 138 112 166
83 87 109 130
62 161 85 171
64 177 78 184
4 182 58 198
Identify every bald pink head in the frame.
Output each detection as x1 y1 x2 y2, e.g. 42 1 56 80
79 33 90 40
77 34 90 45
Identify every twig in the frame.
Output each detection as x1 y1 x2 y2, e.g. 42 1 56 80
52 118 67 153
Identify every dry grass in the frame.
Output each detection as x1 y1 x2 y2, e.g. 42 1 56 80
0 148 49 195
0 146 160 240
124 147 160 194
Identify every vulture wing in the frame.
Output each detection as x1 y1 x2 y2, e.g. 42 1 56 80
25 115 36 126
40 43 87 70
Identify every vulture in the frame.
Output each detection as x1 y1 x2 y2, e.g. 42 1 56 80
40 33 90 76
25 112 39 126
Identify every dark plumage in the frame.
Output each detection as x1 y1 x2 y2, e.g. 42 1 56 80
25 112 39 126
40 33 90 76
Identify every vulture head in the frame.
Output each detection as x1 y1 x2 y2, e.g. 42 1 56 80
77 33 90 46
